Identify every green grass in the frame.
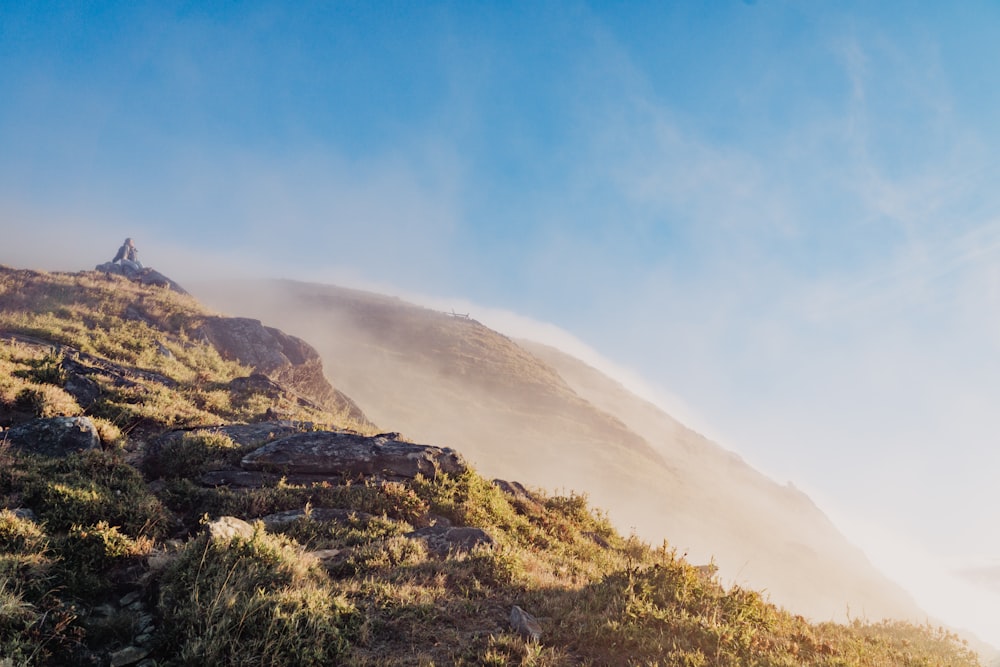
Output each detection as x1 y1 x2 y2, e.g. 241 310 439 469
157 524 357 666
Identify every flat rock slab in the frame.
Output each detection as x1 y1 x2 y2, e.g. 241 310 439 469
241 431 466 479
5 416 101 457
406 525 495 556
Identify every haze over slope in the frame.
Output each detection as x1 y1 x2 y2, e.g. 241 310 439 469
196 278 921 624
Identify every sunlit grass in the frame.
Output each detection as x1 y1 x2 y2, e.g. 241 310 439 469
0 266 984 666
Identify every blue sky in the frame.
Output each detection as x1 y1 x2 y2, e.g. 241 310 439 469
4 0 1000 646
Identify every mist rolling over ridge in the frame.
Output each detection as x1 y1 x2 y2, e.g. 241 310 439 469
193 278 924 627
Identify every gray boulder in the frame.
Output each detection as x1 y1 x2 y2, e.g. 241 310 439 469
241 431 466 479
5 416 101 456
204 516 256 542
406 525 495 556
510 605 542 642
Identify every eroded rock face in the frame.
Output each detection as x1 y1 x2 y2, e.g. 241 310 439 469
5 416 101 456
194 316 369 423
241 431 466 479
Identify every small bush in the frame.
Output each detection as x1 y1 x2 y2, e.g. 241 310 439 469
158 527 357 666
329 535 427 578
14 384 81 418
53 522 152 597
0 511 51 599
276 511 408 550
0 578 37 664
0 509 47 554
20 450 170 538
147 429 241 479
91 417 124 449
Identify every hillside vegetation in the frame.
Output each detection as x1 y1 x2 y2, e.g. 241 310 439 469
194 279 920 625
0 267 982 666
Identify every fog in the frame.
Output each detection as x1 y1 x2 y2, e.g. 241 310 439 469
191 278 929 628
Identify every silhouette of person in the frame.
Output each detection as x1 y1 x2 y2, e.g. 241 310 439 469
111 237 143 273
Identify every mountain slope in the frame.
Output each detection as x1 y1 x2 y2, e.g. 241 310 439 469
195 278 921 624
0 266 982 666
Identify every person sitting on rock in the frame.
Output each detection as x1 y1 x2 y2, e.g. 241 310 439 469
111 237 143 273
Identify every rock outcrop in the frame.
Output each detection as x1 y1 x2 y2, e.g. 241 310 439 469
5 416 101 456
241 431 466 479
94 262 188 294
193 316 368 424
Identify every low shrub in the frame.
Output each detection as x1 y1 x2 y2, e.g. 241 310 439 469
18 450 171 539
158 526 358 666
146 429 242 479
53 522 152 597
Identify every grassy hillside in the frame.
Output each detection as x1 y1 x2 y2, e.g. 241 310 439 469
194 278 920 626
0 267 982 665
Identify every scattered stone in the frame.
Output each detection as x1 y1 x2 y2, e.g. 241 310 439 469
5 416 101 457
510 605 542 643
11 508 37 522
307 548 343 562
90 603 116 619
406 526 494 556
110 645 151 667
135 612 154 631
204 516 255 542
146 479 166 494
119 591 141 608
241 431 466 479
146 550 177 572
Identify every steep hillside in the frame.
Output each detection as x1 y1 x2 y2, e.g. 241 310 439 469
0 267 982 666
196 279 921 625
